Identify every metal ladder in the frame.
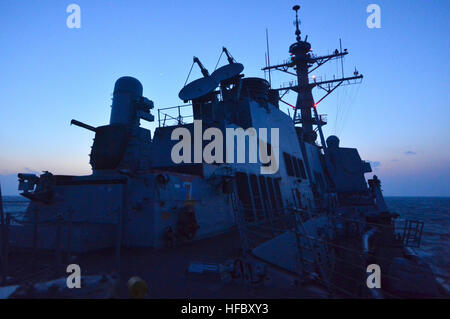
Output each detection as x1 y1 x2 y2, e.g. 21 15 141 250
292 207 333 292
401 219 424 248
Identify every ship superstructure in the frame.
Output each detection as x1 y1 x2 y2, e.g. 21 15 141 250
0 5 446 299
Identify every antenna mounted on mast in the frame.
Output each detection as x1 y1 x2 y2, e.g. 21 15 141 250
261 5 364 144
293 5 301 42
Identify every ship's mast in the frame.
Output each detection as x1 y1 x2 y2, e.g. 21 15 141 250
263 5 363 145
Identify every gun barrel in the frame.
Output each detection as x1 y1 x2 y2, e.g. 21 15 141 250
71 119 97 132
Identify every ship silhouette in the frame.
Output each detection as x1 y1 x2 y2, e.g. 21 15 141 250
0 5 446 299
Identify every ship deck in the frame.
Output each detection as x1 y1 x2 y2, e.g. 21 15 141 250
3 229 335 298
4 223 447 299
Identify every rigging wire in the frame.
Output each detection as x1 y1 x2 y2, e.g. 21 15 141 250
333 58 340 135
338 83 360 136
339 83 361 136
214 50 224 71
336 84 350 136
336 84 347 134
183 60 195 87
336 77 353 136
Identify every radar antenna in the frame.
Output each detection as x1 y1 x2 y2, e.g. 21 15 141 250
293 5 301 42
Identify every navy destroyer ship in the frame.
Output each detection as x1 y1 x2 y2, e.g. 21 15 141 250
0 5 446 298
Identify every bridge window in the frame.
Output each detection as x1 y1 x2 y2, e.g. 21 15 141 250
266 177 279 215
249 174 264 221
258 176 270 216
283 152 294 176
274 178 284 213
292 157 301 178
297 158 307 179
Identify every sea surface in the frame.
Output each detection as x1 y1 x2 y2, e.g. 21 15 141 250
1 195 449 289
385 197 450 290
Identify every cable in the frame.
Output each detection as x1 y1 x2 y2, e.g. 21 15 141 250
183 61 195 87
214 50 224 71
339 83 360 136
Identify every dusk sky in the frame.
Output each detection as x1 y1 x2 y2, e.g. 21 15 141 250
0 0 449 196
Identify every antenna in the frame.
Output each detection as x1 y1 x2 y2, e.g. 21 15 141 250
193 56 210 77
293 5 301 42
339 39 344 78
266 29 272 86
222 47 234 64
211 48 244 83
178 77 218 101
264 51 267 81
261 5 363 144
179 56 219 101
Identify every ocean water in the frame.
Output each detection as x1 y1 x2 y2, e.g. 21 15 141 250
1 196 449 289
1 196 29 215
385 197 450 290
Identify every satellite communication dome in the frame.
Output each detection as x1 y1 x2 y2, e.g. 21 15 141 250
178 77 219 101
211 63 244 83
326 135 340 148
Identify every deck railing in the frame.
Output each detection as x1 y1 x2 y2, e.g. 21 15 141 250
157 104 193 127
230 193 444 298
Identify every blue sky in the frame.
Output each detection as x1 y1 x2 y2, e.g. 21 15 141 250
0 0 449 196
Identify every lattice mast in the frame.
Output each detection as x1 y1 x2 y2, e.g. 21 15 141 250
262 5 363 145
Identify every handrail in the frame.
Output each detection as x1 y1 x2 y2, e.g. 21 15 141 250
157 104 192 127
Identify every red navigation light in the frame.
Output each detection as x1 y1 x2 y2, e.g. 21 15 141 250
313 103 317 108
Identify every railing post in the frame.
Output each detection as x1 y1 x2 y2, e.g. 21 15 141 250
3 214 10 284
0 182 4 232
55 214 63 269
402 219 408 244
32 208 38 257
0 183 4 282
417 222 424 248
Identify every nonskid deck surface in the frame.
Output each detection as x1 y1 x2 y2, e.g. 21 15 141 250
4 230 332 298
5 225 447 298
